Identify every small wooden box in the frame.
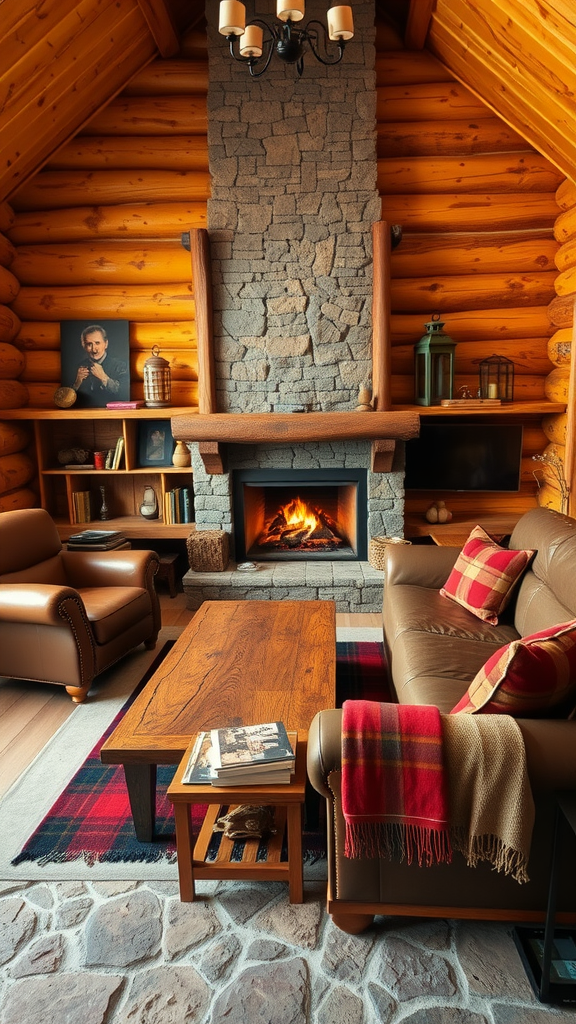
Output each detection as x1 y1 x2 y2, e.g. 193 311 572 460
186 530 229 572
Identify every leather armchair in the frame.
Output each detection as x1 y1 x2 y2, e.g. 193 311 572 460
0 508 161 703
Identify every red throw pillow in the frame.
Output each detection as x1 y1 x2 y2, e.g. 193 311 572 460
451 620 576 716
439 525 534 625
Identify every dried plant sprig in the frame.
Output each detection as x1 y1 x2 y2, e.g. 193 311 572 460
532 451 569 514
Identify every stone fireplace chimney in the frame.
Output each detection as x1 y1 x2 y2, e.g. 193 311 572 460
206 0 379 412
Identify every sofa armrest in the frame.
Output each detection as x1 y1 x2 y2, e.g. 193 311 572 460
61 549 160 589
307 708 576 796
383 544 460 589
307 709 343 797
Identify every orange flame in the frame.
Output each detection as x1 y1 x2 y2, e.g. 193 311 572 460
282 496 320 536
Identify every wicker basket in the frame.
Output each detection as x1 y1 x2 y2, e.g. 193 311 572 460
186 530 229 572
368 536 411 570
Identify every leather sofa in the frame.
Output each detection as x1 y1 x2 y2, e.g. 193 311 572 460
307 507 576 933
0 508 161 703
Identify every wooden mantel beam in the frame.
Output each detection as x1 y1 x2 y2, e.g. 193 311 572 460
171 411 420 446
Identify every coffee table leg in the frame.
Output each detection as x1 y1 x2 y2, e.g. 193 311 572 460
123 763 157 842
287 803 304 904
174 803 195 902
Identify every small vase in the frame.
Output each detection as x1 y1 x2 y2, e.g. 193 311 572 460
172 440 191 468
99 485 110 520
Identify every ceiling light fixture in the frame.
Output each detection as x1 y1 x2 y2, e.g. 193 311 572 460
218 1 354 77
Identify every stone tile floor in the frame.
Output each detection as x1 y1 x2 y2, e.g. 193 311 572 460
1 875 574 1024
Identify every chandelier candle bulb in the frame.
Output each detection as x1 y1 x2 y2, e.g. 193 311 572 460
277 0 305 21
219 0 246 35
327 5 354 40
240 23 263 56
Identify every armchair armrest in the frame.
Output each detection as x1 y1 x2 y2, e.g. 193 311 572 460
61 549 160 589
384 544 460 589
0 583 88 626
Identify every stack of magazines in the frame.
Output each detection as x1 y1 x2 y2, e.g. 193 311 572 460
67 529 128 551
182 722 295 786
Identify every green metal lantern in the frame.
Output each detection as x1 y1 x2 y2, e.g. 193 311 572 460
414 314 456 406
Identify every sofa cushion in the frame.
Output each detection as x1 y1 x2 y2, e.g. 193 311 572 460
451 619 576 716
439 525 534 625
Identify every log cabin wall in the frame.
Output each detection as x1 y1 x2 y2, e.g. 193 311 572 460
5 28 209 412
377 42 566 523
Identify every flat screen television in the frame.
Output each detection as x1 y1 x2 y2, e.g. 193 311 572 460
404 423 523 492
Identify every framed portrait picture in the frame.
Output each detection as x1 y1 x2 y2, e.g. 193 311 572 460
60 320 130 408
138 420 175 467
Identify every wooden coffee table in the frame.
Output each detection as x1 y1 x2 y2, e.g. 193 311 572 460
101 599 336 841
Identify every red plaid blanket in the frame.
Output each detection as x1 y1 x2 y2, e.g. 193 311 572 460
342 700 452 866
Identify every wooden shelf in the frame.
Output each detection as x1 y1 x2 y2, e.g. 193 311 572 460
392 401 566 417
0 406 197 420
57 518 195 541
8 407 197 540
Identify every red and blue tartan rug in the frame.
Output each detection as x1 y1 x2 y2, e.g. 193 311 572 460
12 640 388 867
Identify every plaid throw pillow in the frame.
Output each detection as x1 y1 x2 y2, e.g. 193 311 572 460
451 620 576 716
439 525 534 625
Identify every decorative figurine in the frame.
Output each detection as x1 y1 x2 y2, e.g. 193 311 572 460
99 485 110 520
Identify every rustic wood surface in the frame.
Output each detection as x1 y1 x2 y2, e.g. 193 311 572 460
101 600 337 763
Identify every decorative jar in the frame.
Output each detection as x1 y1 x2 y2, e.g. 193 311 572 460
143 346 171 407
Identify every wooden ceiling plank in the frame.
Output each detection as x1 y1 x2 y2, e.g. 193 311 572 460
1 12 157 201
435 0 576 108
135 0 180 57
428 20 576 181
404 0 435 50
0 0 127 114
0 0 79 76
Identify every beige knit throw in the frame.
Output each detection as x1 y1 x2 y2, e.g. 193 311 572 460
442 714 535 884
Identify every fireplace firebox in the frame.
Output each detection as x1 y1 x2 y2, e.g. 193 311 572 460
232 469 368 562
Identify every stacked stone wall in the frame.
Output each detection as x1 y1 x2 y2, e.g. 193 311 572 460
206 0 378 412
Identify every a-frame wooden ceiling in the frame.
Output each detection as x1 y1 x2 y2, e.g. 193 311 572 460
1 0 575 206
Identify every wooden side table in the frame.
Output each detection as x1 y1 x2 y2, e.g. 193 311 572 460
167 731 307 904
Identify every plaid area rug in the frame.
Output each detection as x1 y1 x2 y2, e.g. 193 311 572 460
12 641 389 867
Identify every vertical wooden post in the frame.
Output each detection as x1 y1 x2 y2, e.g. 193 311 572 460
372 221 392 411
566 296 576 517
189 228 217 414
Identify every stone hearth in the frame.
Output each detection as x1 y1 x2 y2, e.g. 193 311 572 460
182 437 403 613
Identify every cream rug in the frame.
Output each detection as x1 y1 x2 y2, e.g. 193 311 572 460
0 625 381 881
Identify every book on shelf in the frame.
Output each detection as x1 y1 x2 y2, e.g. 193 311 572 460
181 728 295 786
72 490 91 524
164 486 193 525
112 436 124 471
106 401 145 409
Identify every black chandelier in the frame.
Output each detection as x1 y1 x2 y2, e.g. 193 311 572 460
218 1 354 77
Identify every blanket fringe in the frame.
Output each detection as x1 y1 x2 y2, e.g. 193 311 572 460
345 821 452 867
450 826 529 884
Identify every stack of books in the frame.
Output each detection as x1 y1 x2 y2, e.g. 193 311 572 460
72 490 91 523
67 529 128 551
164 486 194 524
182 722 295 786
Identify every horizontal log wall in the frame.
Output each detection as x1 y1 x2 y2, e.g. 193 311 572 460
5 28 208 413
378 48 564 521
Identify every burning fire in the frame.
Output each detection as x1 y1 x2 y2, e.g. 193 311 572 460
281 496 320 540
258 494 345 551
